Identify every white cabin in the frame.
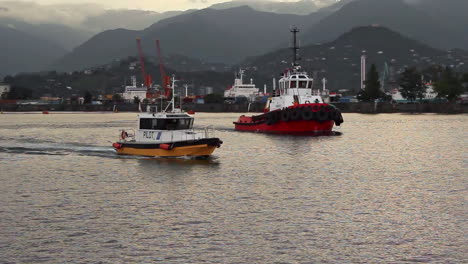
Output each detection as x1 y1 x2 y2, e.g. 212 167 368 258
122 111 208 144
268 70 324 111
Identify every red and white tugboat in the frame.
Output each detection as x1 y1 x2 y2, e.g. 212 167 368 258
234 27 343 135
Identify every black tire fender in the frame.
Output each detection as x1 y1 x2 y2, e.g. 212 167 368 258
301 106 313 121
290 108 301 121
317 108 328 122
281 109 291 122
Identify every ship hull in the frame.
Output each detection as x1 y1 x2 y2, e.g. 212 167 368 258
113 138 222 157
234 120 335 135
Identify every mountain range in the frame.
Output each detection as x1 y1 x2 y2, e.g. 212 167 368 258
54 0 468 73
5 25 468 98
0 17 93 51
0 1 186 51
1 0 468 78
53 6 323 71
242 26 468 93
209 0 337 15
303 0 468 50
0 2 185 76
0 25 67 76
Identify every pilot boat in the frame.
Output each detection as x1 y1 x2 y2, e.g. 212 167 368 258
112 77 222 157
234 27 344 135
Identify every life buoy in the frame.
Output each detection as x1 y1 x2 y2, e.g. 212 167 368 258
281 109 291 122
121 130 128 140
301 106 313 120
290 108 301 121
305 100 311 104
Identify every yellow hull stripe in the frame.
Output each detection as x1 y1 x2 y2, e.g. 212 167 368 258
116 144 217 157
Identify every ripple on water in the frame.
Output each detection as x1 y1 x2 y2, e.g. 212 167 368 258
0 113 466 263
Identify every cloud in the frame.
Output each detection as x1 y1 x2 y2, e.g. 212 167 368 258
187 0 209 3
0 1 106 27
403 0 423 5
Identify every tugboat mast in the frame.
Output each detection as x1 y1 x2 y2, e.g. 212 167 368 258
291 26 300 68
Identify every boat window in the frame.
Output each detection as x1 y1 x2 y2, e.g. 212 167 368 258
307 81 313 88
140 118 157 130
298 81 307 88
140 118 193 130
290 81 297 88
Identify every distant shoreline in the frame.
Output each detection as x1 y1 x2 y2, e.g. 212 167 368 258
1 102 467 114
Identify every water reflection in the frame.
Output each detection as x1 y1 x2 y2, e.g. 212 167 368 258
138 156 220 167
262 132 343 156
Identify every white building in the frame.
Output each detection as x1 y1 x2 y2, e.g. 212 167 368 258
0 83 11 97
390 83 438 102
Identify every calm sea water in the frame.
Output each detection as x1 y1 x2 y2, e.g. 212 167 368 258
0 112 466 263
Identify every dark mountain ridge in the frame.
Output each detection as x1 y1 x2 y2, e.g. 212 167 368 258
0 26 67 77
53 6 323 71
0 17 93 51
243 26 468 93
303 0 468 50
209 0 319 15
5 26 468 98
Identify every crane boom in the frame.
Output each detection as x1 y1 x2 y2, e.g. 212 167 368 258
136 38 154 98
136 38 147 86
156 39 171 98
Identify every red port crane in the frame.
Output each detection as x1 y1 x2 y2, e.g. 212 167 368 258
136 38 153 98
156 39 171 98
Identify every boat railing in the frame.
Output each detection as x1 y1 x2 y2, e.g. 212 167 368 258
204 125 215 138
184 126 215 139
312 90 321 96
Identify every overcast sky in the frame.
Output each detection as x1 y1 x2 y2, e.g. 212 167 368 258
6 0 301 12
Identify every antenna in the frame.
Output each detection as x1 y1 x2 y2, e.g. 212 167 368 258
361 54 367 90
291 26 300 67
164 75 177 112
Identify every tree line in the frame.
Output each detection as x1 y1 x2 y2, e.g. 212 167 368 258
358 64 468 102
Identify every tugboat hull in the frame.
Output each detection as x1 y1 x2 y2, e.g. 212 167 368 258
234 104 343 135
234 119 335 135
113 138 222 157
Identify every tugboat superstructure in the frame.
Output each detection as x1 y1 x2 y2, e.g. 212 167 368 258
234 27 343 135
113 77 222 157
